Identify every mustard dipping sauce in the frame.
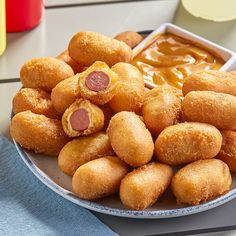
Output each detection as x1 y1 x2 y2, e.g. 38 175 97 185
132 33 224 90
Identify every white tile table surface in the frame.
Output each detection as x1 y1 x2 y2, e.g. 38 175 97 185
1 1 236 235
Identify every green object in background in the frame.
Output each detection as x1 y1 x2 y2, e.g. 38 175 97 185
0 0 6 56
182 0 236 22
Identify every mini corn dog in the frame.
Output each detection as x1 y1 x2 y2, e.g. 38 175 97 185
142 86 182 135
68 31 132 66
183 70 236 96
155 122 222 165
72 156 129 200
109 62 145 112
56 49 87 73
51 75 81 114
216 131 236 172
182 91 236 130
107 111 154 167
20 57 74 91
114 31 143 49
171 159 232 205
62 99 104 137
10 111 69 156
78 61 118 105
58 132 113 176
120 162 173 210
13 88 60 119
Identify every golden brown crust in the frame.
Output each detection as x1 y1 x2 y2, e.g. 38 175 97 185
51 75 81 114
216 130 236 172
142 86 182 135
68 32 132 67
120 162 173 210
183 70 236 96
171 159 232 205
107 111 154 167
109 62 145 112
20 57 74 91
58 132 113 176
114 31 143 49
56 49 88 73
13 88 60 119
78 61 118 105
98 104 114 130
182 91 236 130
155 122 222 165
62 99 104 137
72 156 129 200
10 111 69 156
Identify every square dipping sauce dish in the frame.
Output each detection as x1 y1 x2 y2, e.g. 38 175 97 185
132 23 236 89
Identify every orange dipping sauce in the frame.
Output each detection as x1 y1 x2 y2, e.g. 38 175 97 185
132 33 224 90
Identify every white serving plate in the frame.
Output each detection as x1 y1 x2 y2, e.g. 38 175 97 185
13 23 236 218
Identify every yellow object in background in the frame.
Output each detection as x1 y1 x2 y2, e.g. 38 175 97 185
0 0 6 55
182 0 236 22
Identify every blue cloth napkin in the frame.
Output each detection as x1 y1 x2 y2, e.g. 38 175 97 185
0 135 117 236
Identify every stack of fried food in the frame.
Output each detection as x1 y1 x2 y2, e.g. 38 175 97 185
10 30 236 210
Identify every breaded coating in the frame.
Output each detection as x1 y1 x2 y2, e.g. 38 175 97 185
107 111 154 167
120 162 173 210
51 75 81 114
58 132 113 176
78 61 118 105
10 111 69 156
13 88 60 119
142 85 182 135
109 62 145 113
56 49 87 73
114 31 143 49
171 159 232 205
155 122 222 166
20 57 74 91
99 104 114 130
68 31 132 67
62 99 104 137
182 91 236 130
183 70 236 96
72 156 129 200
216 131 236 172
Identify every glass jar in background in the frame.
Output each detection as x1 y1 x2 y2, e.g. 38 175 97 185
0 0 6 55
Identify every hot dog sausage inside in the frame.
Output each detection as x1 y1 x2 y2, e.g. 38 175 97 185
85 71 110 92
69 108 90 131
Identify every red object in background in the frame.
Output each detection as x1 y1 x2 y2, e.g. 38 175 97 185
6 0 45 32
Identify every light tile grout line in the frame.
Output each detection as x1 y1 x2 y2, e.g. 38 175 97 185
45 0 167 9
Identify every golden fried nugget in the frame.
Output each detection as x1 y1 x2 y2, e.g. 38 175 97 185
142 86 182 135
78 61 118 105
72 156 129 200
51 75 81 114
13 88 60 119
183 70 236 96
120 162 173 210
171 159 232 205
114 31 143 49
216 131 236 172
20 57 74 91
56 49 87 73
109 62 145 112
107 111 154 167
58 132 113 176
182 91 236 130
155 122 222 165
10 111 69 156
62 99 104 137
68 31 132 66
